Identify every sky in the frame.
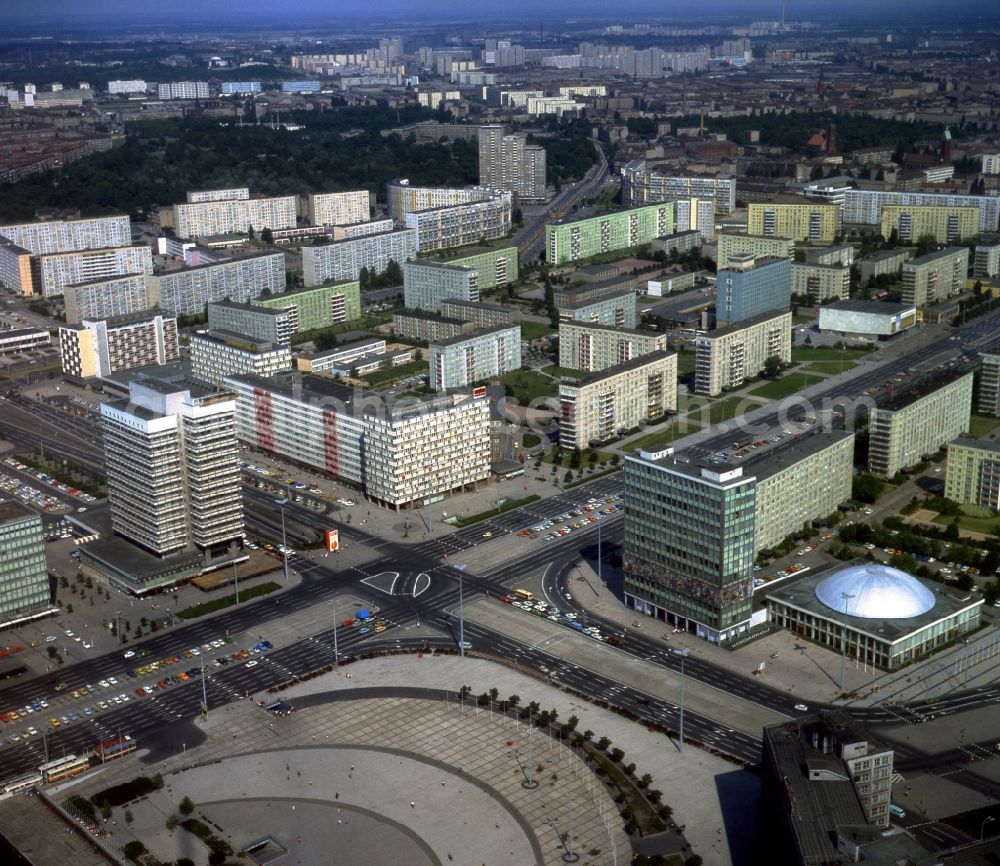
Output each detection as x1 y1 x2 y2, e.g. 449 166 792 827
6 0 999 25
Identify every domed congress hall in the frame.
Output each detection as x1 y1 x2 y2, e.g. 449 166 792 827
765 561 982 671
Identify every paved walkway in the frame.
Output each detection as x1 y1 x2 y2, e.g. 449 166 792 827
556 558 1000 709
45 655 755 866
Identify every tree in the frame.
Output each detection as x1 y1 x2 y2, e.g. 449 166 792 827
178 796 195 816
762 355 783 380
852 472 885 504
358 266 371 290
260 227 273 243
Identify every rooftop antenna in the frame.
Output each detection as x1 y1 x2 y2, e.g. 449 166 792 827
781 0 786 27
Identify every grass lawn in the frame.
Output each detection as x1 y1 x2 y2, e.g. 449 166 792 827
542 365 582 378
791 348 872 363
520 321 555 342
800 360 857 374
967 414 1000 439
930 512 1000 535
707 397 762 425
362 360 426 387
792 314 814 324
676 352 697 374
749 372 825 400
501 370 557 404
629 418 704 453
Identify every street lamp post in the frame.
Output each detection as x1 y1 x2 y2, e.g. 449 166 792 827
327 599 339 666
200 655 208 716
275 498 289 583
114 611 121 645
233 560 239 606
458 570 465 657
674 648 689 751
839 592 856 691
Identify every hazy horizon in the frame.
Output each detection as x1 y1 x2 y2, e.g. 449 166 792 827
4 0 999 27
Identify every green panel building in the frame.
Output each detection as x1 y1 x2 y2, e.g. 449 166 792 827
546 204 676 265
429 244 519 290
255 281 361 333
0 501 52 627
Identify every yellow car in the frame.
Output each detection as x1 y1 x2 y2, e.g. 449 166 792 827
48 717 61 728
374 625 386 634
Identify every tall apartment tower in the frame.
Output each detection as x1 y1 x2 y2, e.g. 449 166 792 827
0 501 52 627
478 125 547 202
101 379 243 561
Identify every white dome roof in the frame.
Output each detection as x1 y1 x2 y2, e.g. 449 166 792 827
814 563 936 619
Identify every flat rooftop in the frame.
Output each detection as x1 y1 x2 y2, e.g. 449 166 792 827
950 436 1000 455
192 329 278 352
569 349 676 388
765 560 981 641
0 499 37 524
703 309 790 340
823 299 915 315
874 367 972 413
431 324 517 347
229 372 481 418
559 290 635 311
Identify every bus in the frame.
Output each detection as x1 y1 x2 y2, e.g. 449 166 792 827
514 588 534 601
2 771 42 795
39 755 89 784
93 736 136 763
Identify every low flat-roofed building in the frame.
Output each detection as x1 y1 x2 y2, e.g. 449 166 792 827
868 369 973 477
296 337 386 373
553 278 636 308
945 437 1000 510
760 711 940 866
818 299 917 338
0 327 51 354
558 321 666 373
558 351 677 449
188 329 292 386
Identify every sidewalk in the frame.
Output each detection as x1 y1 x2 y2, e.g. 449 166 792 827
564 558 1000 709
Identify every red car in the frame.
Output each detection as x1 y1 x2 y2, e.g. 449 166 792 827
134 688 146 697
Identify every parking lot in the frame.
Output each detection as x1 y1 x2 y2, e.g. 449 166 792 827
0 634 276 746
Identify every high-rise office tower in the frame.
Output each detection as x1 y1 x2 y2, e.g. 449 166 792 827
0 502 51 627
101 378 243 561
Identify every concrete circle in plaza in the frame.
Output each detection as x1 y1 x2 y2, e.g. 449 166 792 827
815 563 936 618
